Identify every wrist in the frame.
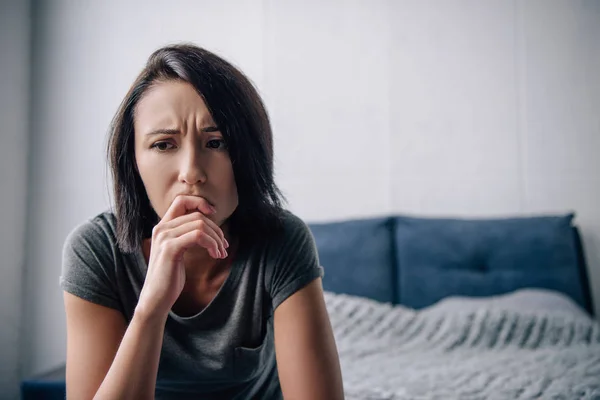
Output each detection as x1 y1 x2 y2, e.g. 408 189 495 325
134 301 169 327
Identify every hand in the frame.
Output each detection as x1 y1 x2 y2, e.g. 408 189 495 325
136 195 229 320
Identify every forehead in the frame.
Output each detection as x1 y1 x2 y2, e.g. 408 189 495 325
134 80 214 132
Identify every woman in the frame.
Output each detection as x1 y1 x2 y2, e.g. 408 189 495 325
61 43 345 400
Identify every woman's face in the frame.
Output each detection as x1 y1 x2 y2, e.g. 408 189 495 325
134 80 238 226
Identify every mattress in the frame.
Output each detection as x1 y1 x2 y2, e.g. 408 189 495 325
325 289 600 400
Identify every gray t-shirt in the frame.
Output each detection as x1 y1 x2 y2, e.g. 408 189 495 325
60 209 324 400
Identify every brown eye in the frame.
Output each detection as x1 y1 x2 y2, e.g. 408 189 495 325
151 141 175 152
207 139 227 150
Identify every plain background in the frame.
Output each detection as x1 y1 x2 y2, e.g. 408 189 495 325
1 0 599 399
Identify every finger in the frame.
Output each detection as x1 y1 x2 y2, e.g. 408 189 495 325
167 218 225 258
160 212 227 253
167 229 222 259
162 195 216 222
187 213 228 253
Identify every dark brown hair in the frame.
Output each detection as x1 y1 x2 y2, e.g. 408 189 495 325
107 43 285 253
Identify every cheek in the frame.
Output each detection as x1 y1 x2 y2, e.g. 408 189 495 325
225 165 239 204
213 160 238 211
136 156 172 215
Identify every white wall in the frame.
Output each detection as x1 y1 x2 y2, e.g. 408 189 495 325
388 0 600 312
265 0 393 218
21 0 600 379
0 0 30 398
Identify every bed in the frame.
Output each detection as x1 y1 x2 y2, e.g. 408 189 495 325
308 213 600 399
22 213 599 399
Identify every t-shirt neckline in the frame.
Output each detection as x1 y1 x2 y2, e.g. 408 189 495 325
133 239 246 325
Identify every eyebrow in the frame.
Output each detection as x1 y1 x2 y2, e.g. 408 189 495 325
145 126 219 136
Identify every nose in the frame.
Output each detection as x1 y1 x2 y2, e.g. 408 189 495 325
178 146 207 185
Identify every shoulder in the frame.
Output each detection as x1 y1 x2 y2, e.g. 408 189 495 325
61 210 125 311
260 209 319 264
260 210 323 310
267 209 315 248
63 210 119 255
280 209 310 233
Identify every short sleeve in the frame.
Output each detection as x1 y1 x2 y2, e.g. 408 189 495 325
60 217 122 312
266 211 325 311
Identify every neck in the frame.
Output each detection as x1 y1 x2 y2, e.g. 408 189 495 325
182 246 227 282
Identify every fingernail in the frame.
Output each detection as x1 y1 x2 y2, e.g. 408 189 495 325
223 250 228 258
216 249 222 258
224 239 230 248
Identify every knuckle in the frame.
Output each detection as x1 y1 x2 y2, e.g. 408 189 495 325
193 230 204 241
152 225 166 241
163 241 176 254
154 228 167 242
174 196 183 207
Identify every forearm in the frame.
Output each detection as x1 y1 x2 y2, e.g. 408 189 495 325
93 308 167 400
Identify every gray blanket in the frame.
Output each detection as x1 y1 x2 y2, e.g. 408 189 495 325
324 290 600 400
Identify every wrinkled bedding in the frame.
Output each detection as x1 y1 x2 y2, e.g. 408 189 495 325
325 289 600 400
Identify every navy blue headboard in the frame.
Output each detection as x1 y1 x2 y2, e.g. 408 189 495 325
309 213 594 316
309 217 396 304
573 227 594 315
